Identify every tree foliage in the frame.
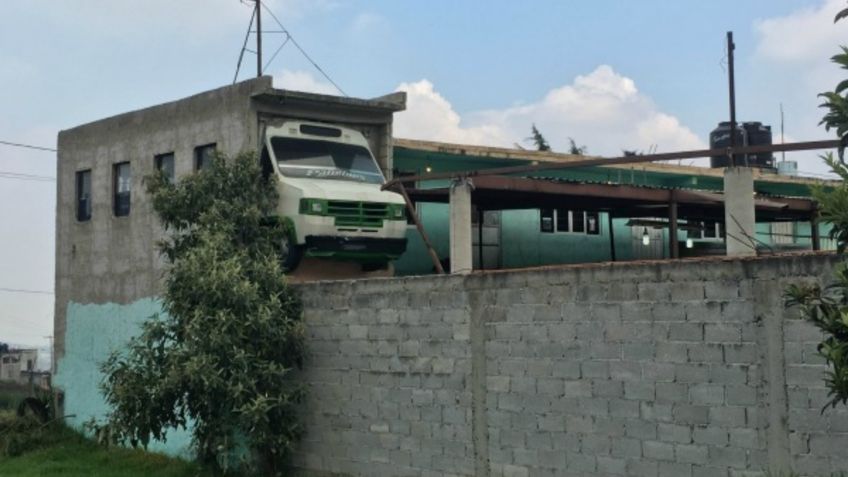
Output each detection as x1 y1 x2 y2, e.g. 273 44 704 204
0 342 8 354
785 11 848 410
100 151 305 474
528 124 551 151
568 137 587 156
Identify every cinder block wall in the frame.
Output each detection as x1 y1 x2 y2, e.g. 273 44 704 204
294 253 848 477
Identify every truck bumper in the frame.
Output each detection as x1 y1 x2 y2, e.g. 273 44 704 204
304 235 408 262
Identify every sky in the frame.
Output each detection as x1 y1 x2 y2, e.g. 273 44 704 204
1 0 847 357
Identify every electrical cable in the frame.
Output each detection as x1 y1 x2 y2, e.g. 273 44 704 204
262 35 290 74
0 287 54 295
0 140 56 153
0 171 55 182
232 4 257 84
259 2 348 96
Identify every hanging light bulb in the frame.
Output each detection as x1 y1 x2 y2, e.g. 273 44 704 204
641 227 650 246
686 238 694 249
425 165 432 173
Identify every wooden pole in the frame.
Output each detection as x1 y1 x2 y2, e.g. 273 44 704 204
396 182 445 274
669 200 680 259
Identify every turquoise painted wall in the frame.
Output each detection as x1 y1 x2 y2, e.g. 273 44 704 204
54 299 194 458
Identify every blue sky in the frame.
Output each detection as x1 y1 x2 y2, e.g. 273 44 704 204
1 0 847 353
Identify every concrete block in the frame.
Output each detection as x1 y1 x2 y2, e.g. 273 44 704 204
566 452 597 473
563 380 593 397
685 301 723 323
687 344 724 364
623 342 656 361
671 282 705 302
728 428 761 450
693 427 728 446
596 456 626 475
621 303 653 322
639 282 672 302
693 466 729 477
656 342 688 363
709 364 748 385
659 462 693 477
657 423 691 443
708 446 747 470
609 398 640 418
725 385 757 406
642 362 676 382
669 323 704 341
581 434 611 455
704 281 740 300
723 344 758 365
611 437 643 458
624 381 655 401
675 443 708 464
643 440 675 461
673 404 710 425
581 360 610 379
610 361 642 381
625 419 657 440
704 323 742 343
689 384 725 406
708 406 746 428
626 459 658 477
594 379 624 398
656 383 688 404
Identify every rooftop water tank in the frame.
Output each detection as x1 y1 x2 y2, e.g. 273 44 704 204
709 122 746 168
777 160 798 176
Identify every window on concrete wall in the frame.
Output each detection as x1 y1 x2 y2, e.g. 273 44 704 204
155 152 175 183
113 162 131 217
541 208 600 235
194 143 217 171
75 169 92 222
540 208 555 233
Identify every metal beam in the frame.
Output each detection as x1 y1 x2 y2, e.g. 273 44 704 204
384 139 840 190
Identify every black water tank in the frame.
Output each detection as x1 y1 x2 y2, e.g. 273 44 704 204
742 122 775 169
709 122 746 168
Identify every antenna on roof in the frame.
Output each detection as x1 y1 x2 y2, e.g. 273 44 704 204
255 0 262 77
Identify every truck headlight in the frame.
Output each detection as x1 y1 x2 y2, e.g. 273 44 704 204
388 203 406 220
299 198 327 215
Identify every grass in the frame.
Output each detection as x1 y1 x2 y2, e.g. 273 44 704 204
0 385 217 477
0 425 214 477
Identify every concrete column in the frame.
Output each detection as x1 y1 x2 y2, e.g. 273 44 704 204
724 167 756 256
450 178 474 274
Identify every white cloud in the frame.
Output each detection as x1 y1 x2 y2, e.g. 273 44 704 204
754 0 848 64
394 65 705 156
273 70 340 95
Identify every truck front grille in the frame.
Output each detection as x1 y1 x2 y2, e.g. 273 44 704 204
328 201 388 228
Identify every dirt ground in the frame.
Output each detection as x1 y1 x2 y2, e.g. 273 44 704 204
285 258 394 283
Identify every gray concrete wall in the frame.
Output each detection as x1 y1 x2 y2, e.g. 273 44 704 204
294 253 848 476
54 77 272 359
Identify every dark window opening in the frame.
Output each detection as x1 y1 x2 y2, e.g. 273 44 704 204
586 211 600 235
113 162 131 217
572 210 586 233
703 220 718 238
75 169 92 221
299 124 343 137
155 153 175 183
556 209 570 232
540 208 554 233
195 143 217 171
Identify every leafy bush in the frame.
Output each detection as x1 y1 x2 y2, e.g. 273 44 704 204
100 151 305 475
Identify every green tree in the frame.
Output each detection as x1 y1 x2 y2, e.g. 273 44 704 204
785 10 848 410
528 124 551 151
100 151 305 474
0 342 8 354
568 138 587 155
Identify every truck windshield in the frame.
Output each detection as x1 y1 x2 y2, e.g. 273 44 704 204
271 137 384 184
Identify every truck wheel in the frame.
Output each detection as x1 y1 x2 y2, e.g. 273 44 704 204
280 235 303 272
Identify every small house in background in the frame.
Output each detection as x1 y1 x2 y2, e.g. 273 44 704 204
0 347 41 385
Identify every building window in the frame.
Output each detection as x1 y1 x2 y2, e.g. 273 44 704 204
75 169 92 222
195 143 217 171
155 152 175 183
541 209 600 235
113 162 131 217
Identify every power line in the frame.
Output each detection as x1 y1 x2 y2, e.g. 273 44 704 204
0 287 54 295
0 171 55 182
259 2 348 96
232 2 257 84
0 140 56 153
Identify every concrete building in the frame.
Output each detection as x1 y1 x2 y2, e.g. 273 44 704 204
53 79 845 473
0 348 38 384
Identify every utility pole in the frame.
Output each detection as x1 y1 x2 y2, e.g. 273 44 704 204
256 0 263 77
727 31 737 167
780 103 786 163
